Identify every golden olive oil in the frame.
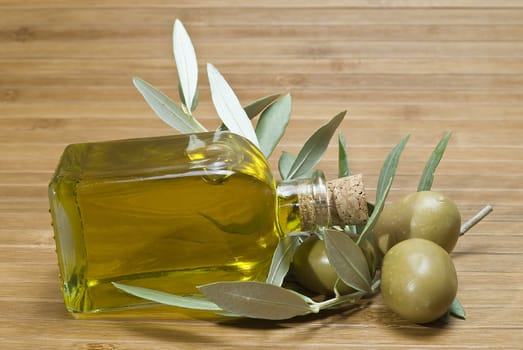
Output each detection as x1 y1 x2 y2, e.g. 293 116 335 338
49 132 280 315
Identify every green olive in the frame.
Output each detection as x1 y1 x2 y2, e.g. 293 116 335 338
381 238 458 324
374 191 461 255
291 235 378 296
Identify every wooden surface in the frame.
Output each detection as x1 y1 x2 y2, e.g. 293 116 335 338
1 1 522 349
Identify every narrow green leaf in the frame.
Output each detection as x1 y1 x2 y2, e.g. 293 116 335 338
360 136 409 243
278 151 295 179
449 297 466 320
255 94 292 158
375 135 410 202
324 229 372 294
339 130 354 234
357 179 392 245
217 93 281 131
173 19 198 113
191 86 200 111
199 281 312 320
417 131 452 191
266 235 302 286
207 63 260 148
338 131 351 178
244 93 281 119
278 151 315 180
286 111 346 179
178 81 199 112
112 283 222 311
352 202 374 235
438 311 452 324
133 77 207 133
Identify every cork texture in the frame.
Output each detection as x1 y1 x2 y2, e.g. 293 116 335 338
298 193 316 231
327 174 368 225
298 191 329 231
298 174 368 230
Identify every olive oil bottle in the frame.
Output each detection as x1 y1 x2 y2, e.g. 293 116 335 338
49 131 368 316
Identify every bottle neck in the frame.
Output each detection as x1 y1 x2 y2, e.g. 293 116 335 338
276 170 330 234
276 171 369 235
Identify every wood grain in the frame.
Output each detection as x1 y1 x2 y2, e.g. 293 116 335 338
1 1 522 349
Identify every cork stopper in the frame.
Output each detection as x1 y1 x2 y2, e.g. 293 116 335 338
327 173 368 226
297 173 368 231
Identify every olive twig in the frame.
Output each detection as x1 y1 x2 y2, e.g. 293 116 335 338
311 290 368 312
371 278 381 294
460 204 493 236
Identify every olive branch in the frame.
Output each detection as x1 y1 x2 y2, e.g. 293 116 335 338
114 19 491 322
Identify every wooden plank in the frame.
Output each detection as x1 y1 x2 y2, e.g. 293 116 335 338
0 313 522 350
4 58 523 79
3 40 523 59
4 68 523 90
2 8 523 27
2 0 523 9
11 89 507 114
2 24 523 42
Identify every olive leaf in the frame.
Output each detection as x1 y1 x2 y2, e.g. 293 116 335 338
178 81 199 113
357 178 392 245
438 311 452 324
255 94 292 158
357 135 409 242
173 19 198 114
207 63 260 148
133 77 207 133
449 297 466 320
338 132 356 233
338 131 351 178
417 131 452 192
199 281 313 320
217 93 282 131
244 93 281 120
112 283 222 311
324 229 372 294
266 234 302 286
278 151 295 179
286 111 346 180
278 152 316 180
375 134 410 202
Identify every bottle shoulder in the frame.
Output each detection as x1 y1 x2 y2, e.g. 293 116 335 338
51 131 275 188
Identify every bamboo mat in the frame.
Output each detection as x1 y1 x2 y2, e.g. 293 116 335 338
1 1 522 349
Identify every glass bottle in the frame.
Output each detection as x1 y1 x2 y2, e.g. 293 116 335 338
48 131 368 316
